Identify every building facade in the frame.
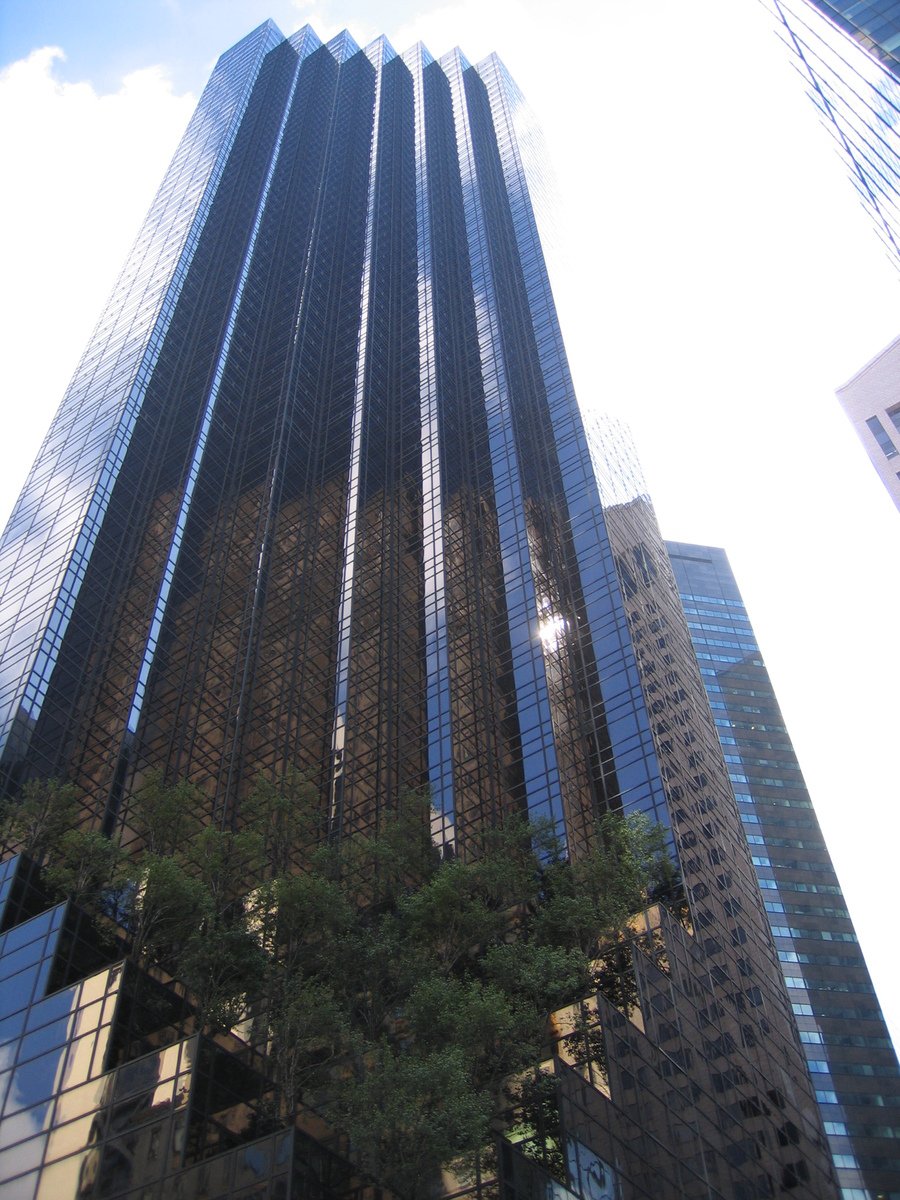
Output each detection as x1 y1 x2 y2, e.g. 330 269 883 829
667 540 900 1200
763 1 900 512
765 0 900 270
0 20 838 1200
799 1 900 77
836 332 900 508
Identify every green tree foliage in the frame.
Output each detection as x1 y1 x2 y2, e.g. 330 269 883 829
338 1041 492 1200
241 769 324 878
130 854 209 962
176 920 267 1032
0 778 78 864
126 792 269 1030
2 773 672 1200
252 791 672 1199
128 771 202 857
43 827 127 909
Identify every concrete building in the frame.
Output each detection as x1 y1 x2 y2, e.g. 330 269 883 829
837 333 900 508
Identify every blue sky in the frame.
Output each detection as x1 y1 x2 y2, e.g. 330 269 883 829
0 0 484 90
0 0 333 88
1 0 899 1047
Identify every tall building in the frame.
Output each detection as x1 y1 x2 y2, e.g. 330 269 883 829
765 0 900 269
836 332 900 508
667 541 900 1200
763 1 900 511
798 1 900 77
0 20 839 1200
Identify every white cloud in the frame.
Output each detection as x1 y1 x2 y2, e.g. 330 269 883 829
287 1 354 46
0 46 195 529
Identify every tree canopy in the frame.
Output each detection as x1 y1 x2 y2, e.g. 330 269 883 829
0 775 674 1200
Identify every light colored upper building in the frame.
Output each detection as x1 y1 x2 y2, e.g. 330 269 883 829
837 332 900 508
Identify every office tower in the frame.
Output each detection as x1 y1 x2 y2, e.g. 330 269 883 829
667 541 900 1200
763 2 900 512
0 20 838 1200
797 2 900 77
765 0 900 269
836 332 900 508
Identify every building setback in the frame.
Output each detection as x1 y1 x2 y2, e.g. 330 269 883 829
667 541 900 1200
0 21 838 1200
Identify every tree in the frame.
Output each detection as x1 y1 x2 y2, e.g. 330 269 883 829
0 771 672 1198
255 792 673 1199
176 920 267 1032
127 853 209 963
43 827 126 910
0 778 78 864
533 812 669 956
127 771 202 858
338 1042 492 1200
242 769 325 878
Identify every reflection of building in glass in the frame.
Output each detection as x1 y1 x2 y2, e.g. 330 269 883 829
667 541 900 1200
836 332 900 508
0 20 840 1200
765 0 900 268
0 855 351 1198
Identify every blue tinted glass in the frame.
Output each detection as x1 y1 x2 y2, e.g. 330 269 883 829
5 1049 65 1114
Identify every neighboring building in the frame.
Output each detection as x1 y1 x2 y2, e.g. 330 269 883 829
836 333 900 508
763 2 900 511
765 0 900 269
800 1 900 77
667 540 900 1200
0 20 838 1200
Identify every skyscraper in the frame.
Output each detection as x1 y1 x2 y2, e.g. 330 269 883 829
797 1 900 77
0 20 839 1200
765 0 900 269
763 1 900 515
668 540 900 1200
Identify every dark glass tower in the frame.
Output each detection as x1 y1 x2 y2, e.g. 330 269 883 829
668 541 900 1200
0 21 839 1200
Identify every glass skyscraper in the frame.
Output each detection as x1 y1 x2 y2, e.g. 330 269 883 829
796 1 900 76
0 21 840 1200
668 541 900 1200
765 0 900 269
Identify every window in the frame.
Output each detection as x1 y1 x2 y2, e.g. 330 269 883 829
865 415 898 458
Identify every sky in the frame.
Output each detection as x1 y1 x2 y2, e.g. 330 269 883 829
1 0 898 1048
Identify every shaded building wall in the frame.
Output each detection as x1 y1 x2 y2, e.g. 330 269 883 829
667 540 900 1200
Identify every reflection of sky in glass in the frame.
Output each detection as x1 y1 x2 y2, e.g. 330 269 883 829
0 870 137 1200
401 40 455 828
0 22 285 763
441 46 564 832
127 29 318 738
582 412 649 510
